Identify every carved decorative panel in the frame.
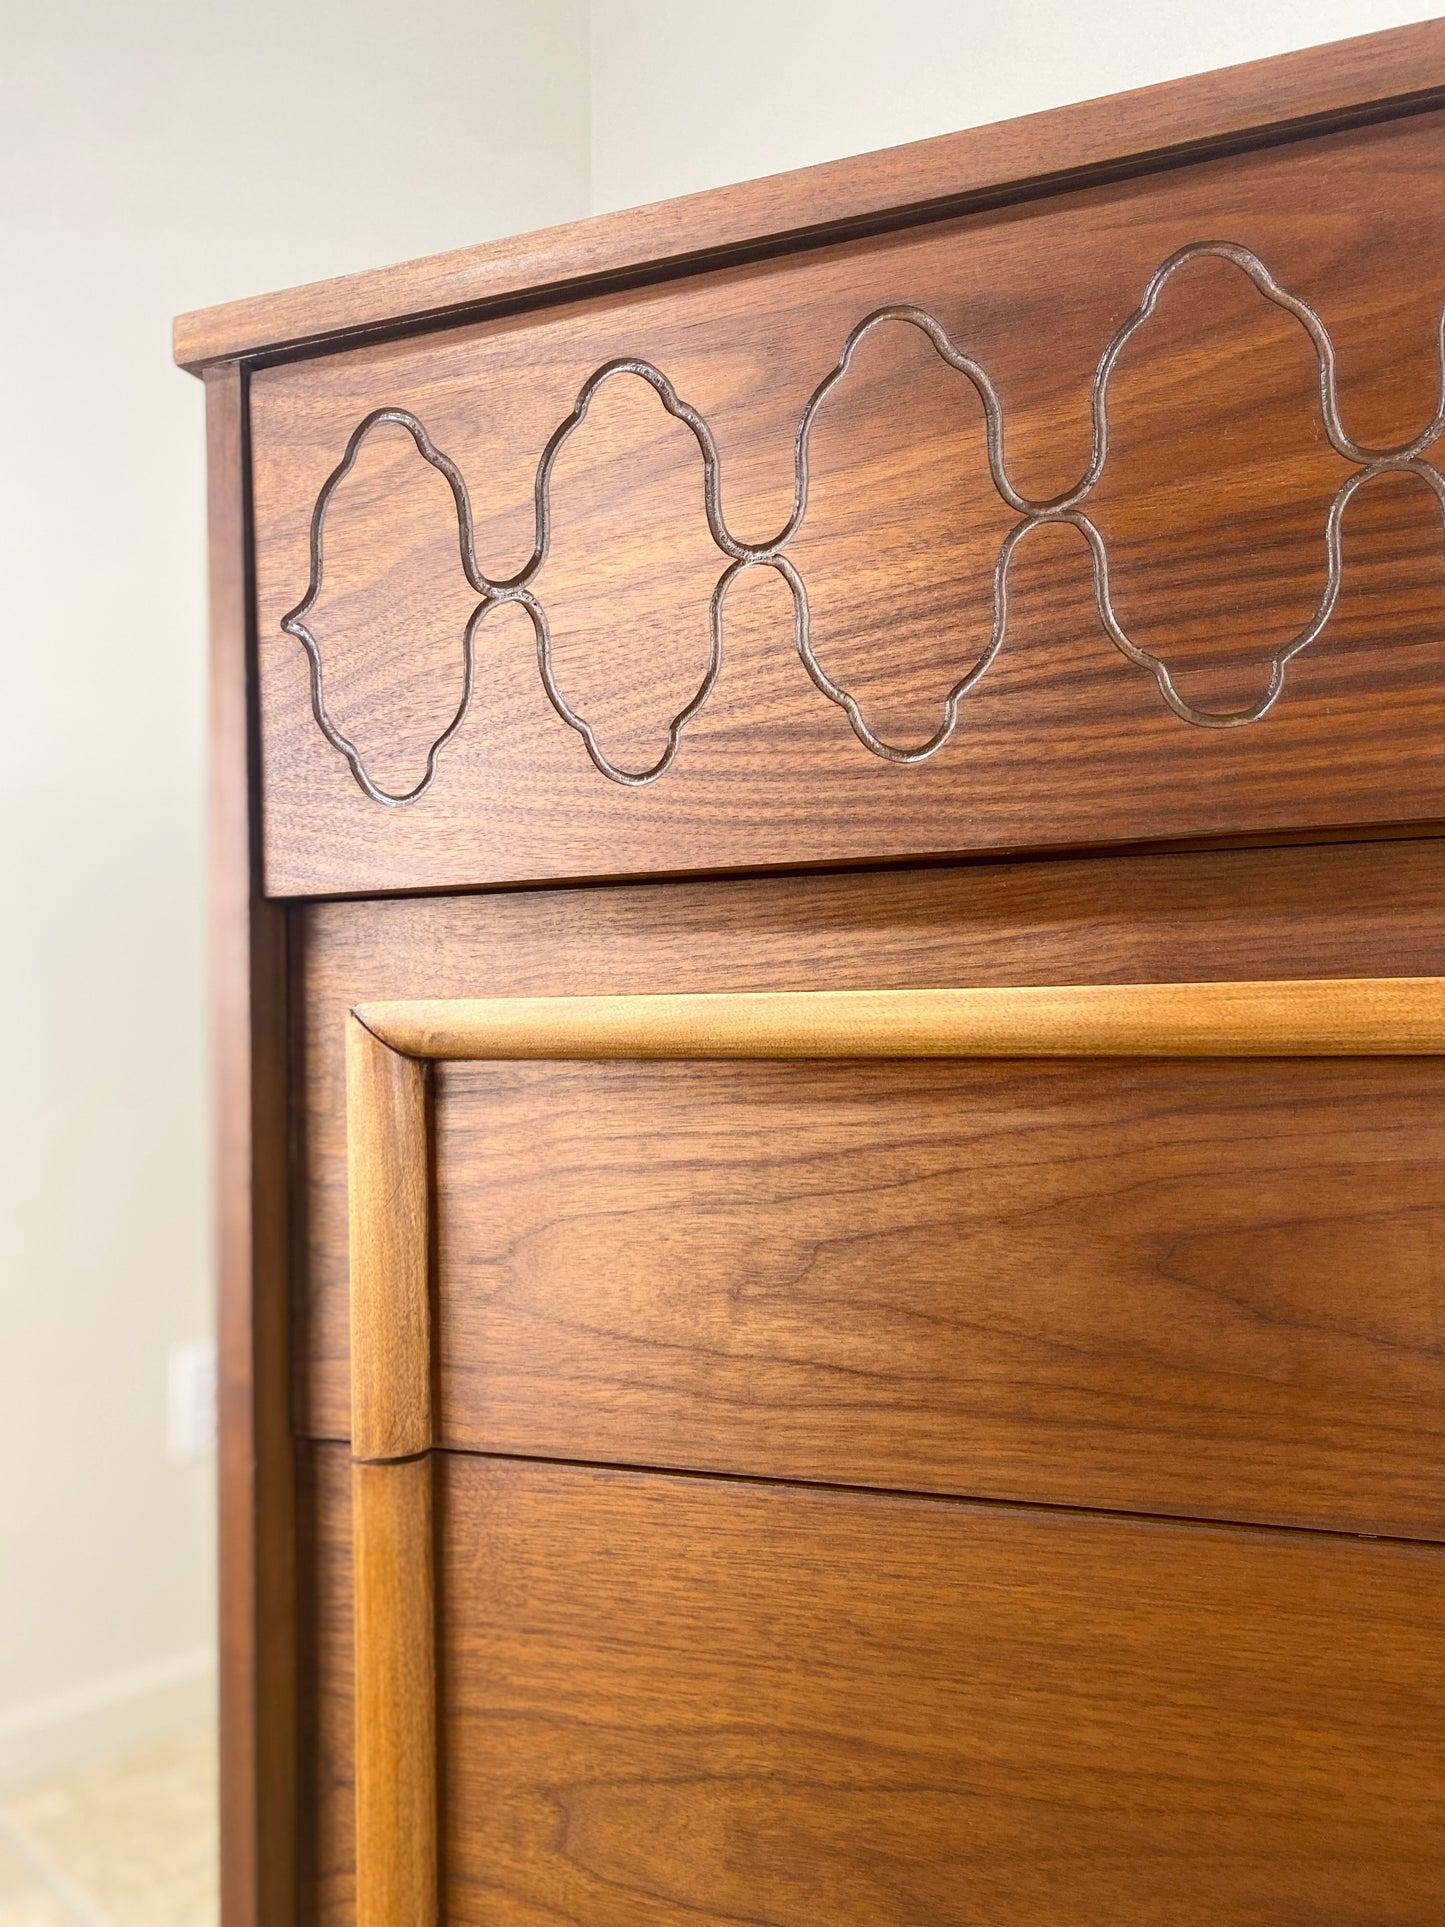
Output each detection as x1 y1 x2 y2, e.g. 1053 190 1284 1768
252 111 1445 895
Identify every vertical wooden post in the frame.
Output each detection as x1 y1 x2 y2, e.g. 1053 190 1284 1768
346 1015 437 1927
207 363 297 1927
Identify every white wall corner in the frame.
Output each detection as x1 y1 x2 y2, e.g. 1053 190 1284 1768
0 1649 217 1795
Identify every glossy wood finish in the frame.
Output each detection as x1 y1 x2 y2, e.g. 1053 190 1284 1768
298 836 1445 1439
345 1020 429 1464
175 19 1445 368
345 1021 435 1925
428 1453 1445 1925
191 30 1445 1918
252 109 1445 896
206 366 296 1927
291 1430 1445 1919
433 1053 1445 1539
346 972 1445 1918
296 1445 355 1925
352 1458 434 1927
362 974 1445 1057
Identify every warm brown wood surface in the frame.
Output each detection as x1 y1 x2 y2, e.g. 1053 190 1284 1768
343 971 1445 1540
175 20 1445 369
342 969 1445 1910
297 836 1445 1440
345 1024 437 1925
430 1053 1445 1539
252 109 1445 895
345 1019 430 1463
344 976 1445 1909
296 1445 355 1925
207 366 297 1927
362 974 1445 1058
344 1021 438 1923
296 1441 1445 1919
351 1458 435 1927
428 1453 1445 1925
205 32 1445 1919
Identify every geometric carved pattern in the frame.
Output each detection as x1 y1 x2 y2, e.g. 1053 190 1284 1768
283 242 1445 805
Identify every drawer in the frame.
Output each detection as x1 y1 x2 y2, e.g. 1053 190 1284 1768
429 1051 1445 1538
299 836 1445 1542
252 110 1445 898
332 946 1445 1926
299 1444 1445 1927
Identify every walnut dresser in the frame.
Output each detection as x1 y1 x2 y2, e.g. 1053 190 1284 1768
178 22 1445 1924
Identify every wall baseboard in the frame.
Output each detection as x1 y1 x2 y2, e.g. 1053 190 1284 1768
0 1647 216 1793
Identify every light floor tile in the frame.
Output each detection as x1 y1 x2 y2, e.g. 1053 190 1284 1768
1 1724 216 1927
0 1838 37 1903
0 1891 78 1927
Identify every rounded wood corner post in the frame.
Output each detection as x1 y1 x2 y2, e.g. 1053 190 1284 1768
347 1012 437 1927
207 360 298 1927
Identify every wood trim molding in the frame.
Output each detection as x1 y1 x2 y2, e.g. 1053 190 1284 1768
345 1021 435 1926
343 974 1445 1924
346 1020 430 1464
175 20 1445 371
352 1456 437 1927
355 976 1445 1062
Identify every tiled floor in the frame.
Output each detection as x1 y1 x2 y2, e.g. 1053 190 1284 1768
0 1726 217 1926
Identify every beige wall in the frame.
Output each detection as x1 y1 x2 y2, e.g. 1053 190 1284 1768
1 0 1436 1791
0 0 590 1788
589 0 1441 211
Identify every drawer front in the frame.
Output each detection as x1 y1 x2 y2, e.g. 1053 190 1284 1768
297 1444 1445 1927
254 110 1445 897
297 836 1445 1458
442 1460 1445 1927
308 878 1445 1924
335 961 1445 1927
432 1052 1445 1539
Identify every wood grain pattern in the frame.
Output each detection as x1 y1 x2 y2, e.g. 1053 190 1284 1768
297 836 1445 1440
346 973 1445 1908
296 1444 355 1925
206 365 297 1927
345 1020 437 1925
433 1054 1445 1539
346 1017 430 1462
339 978 1445 1927
204 36 1445 1918
252 111 1445 896
361 973 1445 1058
174 19 1445 368
352 1457 435 1927
436 1454 1445 1925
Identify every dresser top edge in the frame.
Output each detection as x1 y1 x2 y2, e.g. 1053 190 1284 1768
172 17 1445 375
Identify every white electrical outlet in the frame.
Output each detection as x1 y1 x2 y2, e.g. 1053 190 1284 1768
167 1337 217 1463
